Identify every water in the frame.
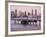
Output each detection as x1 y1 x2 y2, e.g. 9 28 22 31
11 19 41 31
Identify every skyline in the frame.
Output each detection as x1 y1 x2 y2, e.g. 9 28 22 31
10 5 41 16
11 9 41 17
10 5 41 31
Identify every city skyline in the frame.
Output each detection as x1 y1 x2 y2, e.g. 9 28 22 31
10 5 41 16
10 5 41 31
11 9 41 17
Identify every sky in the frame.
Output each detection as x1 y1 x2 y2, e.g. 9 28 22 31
10 5 41 16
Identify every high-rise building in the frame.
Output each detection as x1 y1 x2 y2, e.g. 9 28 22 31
35 9 37 16
32 9 33 16
25 11 26 16
15 9 17 16
28 12 30 16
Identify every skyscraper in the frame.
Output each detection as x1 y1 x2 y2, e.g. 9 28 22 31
25 11 26 17
35 9 37 16
28 12 30 16
32 9 33 16
15 9 17 17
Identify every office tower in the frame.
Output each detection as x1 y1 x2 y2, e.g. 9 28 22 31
32 9 33 16
35 9 37 16
15 9 17 17
25 11 26 16
28 12 30 16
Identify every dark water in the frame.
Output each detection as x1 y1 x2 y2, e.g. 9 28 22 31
11 19 41 31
